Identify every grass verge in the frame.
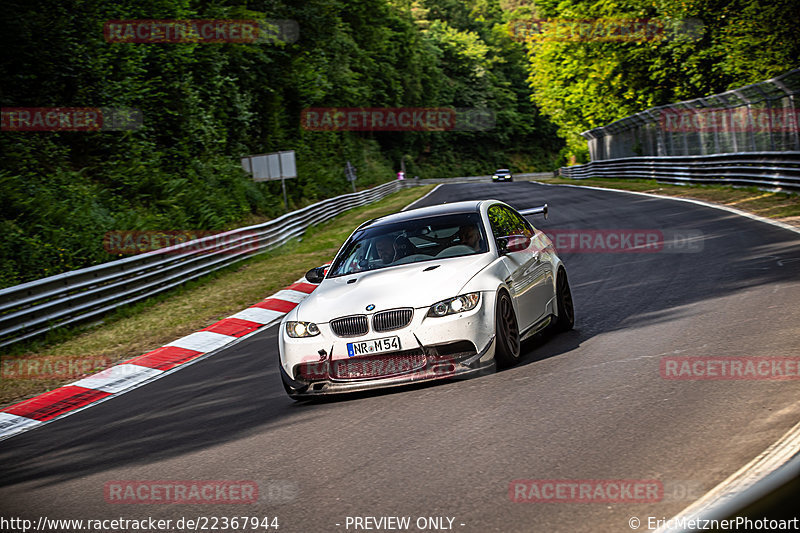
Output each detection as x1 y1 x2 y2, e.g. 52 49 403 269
0 185 434 408
536 177 800 226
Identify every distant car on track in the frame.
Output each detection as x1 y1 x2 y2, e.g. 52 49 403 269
278 200 574 399
492 169 513 182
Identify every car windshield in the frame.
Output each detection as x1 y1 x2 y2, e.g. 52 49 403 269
495 169 509 174
327 212 488 278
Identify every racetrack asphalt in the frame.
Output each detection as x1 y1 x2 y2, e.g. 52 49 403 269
1 181 798 532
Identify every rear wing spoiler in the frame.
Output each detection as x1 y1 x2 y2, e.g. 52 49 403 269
518 204 548 219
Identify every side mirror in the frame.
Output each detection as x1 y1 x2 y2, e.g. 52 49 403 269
497 235 531 254
305 266 326 284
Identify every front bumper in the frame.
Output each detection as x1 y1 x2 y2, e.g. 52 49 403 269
279 337 496 398
278 293 498 398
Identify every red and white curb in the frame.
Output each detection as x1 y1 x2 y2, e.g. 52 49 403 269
0 279 318 442
0 187 441 443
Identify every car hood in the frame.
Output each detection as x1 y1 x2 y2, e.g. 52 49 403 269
296 254 494 321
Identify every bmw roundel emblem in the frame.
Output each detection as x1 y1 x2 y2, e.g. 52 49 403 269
366 304 375 311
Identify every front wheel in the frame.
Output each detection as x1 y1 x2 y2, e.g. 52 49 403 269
494 291 521 368
279 364 305 401
552 269 575 332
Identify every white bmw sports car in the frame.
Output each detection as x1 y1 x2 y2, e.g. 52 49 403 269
278 199 574 399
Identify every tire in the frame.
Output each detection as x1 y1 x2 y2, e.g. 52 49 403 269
281 379 303 401
553 269 575 332
494 291 521 368
279 365 305 401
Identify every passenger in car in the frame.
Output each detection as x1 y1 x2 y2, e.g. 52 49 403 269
392 236 415 259
458 224 482 251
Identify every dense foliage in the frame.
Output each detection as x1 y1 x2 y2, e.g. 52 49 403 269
512 0 800 160
3 0 796 288
0 0 562 288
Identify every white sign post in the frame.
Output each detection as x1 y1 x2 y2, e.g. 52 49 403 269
241 150 297 209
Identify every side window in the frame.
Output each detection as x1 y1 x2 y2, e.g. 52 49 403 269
489 205 530 238
488 205 516 239
524 219 536 236
508 209 534 238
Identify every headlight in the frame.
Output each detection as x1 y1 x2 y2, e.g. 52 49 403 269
427 293 481 317
286 321 320 338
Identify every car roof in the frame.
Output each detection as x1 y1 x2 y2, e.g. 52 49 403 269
359 200 490 229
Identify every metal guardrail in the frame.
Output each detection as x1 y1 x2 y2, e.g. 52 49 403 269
581 69 800 160
0 180 408 349
559 151 800 192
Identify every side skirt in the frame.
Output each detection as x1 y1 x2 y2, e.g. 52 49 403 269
520 315 552 342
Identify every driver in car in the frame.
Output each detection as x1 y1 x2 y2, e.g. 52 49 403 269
375 234 416 265
375 236 396 264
